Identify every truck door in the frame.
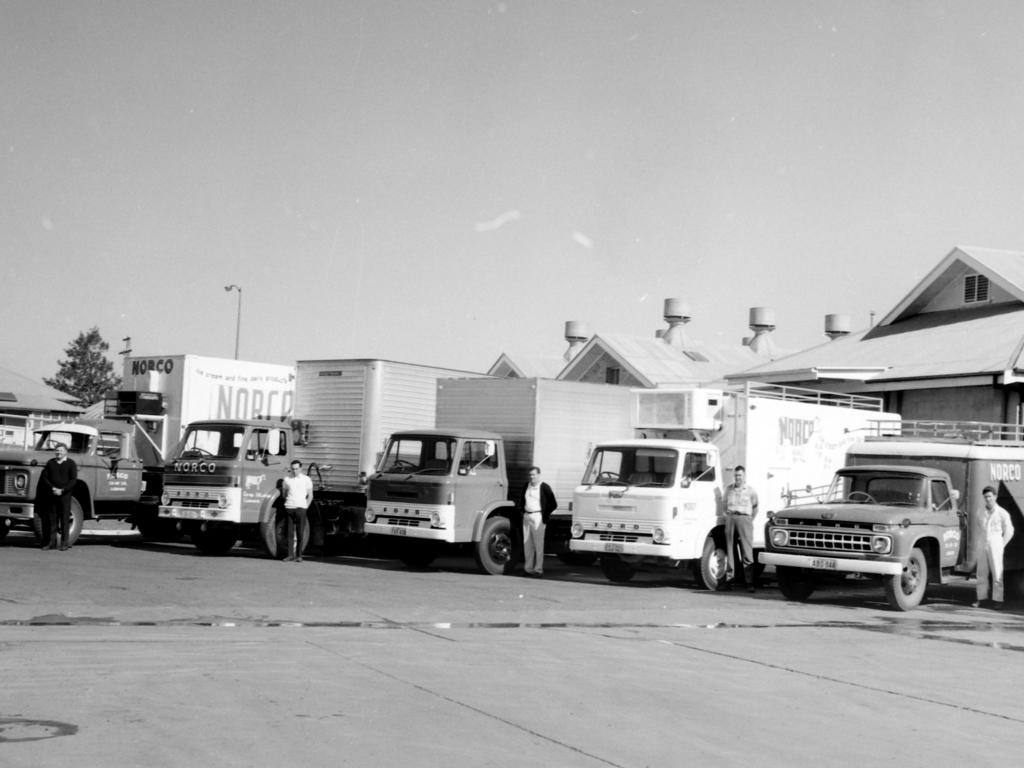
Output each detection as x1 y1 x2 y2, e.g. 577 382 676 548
455 439 506 539
95 430 143 500
240 428 289 524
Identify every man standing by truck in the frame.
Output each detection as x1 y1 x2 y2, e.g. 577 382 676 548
973 486 1015 609
40 444 78 551
521 466 557 577
724 465 759 591
282 460 313 562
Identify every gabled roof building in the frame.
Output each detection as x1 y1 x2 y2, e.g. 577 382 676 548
727 246 1024 422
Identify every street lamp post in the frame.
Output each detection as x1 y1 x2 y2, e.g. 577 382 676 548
224 284 242 359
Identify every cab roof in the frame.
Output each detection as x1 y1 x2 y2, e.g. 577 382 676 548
839 464 950 480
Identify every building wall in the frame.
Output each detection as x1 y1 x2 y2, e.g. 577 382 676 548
888 385 1022 423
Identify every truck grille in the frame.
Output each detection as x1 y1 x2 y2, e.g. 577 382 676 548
384 518 425 528
174 499 216 509
787 529 872 552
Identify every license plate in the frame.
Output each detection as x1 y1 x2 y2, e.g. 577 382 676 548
811 558 837 570
603 542 624 553
391 526 407 536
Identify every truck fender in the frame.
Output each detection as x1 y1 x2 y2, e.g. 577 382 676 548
74 483 94 520
470 501 517 542
258 491 283 526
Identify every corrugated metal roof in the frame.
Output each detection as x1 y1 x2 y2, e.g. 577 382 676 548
732 303 1024 383
560 333 768 386
0 364 83 413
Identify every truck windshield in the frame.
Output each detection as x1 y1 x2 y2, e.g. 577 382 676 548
378 436 455 475
174 426 245 460
826 473 925 507
583 447 678 487
34 431 90 454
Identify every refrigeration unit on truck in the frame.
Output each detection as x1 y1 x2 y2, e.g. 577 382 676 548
157 359 485 556
362 378 635 574
569 383 896 588
761 419 1024 610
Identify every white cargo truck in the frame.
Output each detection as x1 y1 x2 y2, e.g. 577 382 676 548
570 383 896 588
158 359 485 556
120 354 297 459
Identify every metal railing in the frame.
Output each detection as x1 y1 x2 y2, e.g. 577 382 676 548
865 419 1024 443
741 382 884 412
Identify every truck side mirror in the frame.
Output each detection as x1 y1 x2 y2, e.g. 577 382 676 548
950 489 960 502
484 440 495 458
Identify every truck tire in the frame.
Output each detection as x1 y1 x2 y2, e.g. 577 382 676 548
599 554 636 583
191 528 238 555
0 523 8 541
777 566 816 601
474 516 515 575
32 497 84 547
695 534 727 590
134 507 183 543
883 546 928 611
260 509 310 560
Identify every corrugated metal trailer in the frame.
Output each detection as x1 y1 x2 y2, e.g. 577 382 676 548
292 359 487 539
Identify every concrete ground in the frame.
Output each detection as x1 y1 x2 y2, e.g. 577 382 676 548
1 528 1022 767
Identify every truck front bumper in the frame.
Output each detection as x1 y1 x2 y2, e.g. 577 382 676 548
759 551 902 576
0 502 35 521
159 505 239 523
363 521 456 543
570 538 683 559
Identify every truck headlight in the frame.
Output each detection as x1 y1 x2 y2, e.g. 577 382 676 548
570 522 583 538
13 473 27 491
160 492 170 506
652 527 668 544
217 493 228 509
430 511 442 527
364 508 375 523
770 528 789 547
871 536 892 554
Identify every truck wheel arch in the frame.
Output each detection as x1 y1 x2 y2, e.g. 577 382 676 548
470 502 517 542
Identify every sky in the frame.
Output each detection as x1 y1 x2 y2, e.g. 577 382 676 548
5 1 1024 383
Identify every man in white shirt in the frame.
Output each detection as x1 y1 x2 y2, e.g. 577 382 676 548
973 485 1015 609
281 459 314 562
521 466 557 577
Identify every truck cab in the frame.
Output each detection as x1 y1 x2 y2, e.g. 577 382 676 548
761 465 962 610
363 429 517 574
0 419 157 545
569 439 723 585
159 419 292 556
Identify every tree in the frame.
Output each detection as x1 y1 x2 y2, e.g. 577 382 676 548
44 327 122 406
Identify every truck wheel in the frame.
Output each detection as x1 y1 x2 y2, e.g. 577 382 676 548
599 554 636 583
32 497 85 547
777 566 816 601
191 528 238 555
260 510 310 560
883 547 928 611
474 516 515 575
135 509 183 543
0 523 8 541
695 535 727 590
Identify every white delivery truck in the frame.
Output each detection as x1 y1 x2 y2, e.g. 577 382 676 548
570 383 897 588
158 359 485 556
120 354 297 459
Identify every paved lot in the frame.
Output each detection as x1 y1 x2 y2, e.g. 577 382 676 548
2 529 1022 767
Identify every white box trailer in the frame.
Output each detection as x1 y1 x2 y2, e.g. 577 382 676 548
435 377 634 554
121 354 296 459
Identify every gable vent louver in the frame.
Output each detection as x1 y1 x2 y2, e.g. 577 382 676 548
964 274 990 304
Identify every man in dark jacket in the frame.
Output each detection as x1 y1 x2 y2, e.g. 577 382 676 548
520 466 557 577
40 443 78 551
